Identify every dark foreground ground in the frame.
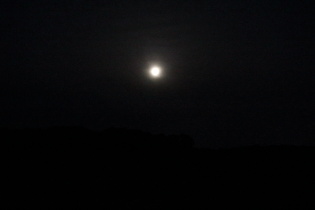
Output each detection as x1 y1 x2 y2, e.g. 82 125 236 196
2 127 315 209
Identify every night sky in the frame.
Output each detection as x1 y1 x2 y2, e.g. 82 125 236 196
1 0 314 147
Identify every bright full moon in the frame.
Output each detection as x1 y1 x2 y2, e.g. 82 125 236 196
149 66 162 78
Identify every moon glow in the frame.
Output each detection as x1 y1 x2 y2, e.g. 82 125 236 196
149 66 162 78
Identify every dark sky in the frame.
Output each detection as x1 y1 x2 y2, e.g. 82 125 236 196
1 0 314 147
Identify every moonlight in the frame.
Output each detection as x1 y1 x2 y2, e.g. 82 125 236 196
149 66 162 78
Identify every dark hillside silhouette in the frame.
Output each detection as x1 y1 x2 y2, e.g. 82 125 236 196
2 127 315 209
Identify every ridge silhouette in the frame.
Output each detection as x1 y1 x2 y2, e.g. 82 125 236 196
2 127 315 209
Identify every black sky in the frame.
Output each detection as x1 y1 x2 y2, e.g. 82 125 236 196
1 0 314 147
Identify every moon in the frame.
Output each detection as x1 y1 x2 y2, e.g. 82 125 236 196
149 66 162 78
